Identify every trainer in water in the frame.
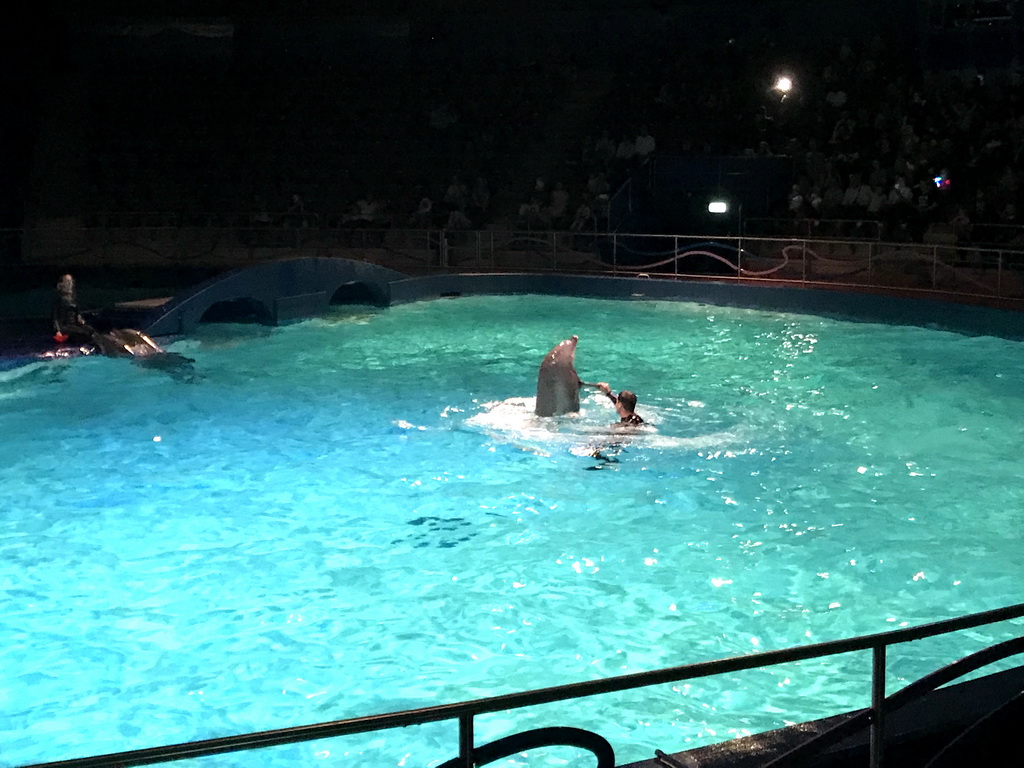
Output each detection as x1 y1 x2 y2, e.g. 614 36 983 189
595 382 644 425
535 335 586 417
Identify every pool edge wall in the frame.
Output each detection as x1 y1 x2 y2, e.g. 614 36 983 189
388 273 1024 340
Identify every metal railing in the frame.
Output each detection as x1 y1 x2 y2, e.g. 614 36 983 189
69 208 1024 250
18 222 1024 309
24 603 1024 768
744 217 1024 249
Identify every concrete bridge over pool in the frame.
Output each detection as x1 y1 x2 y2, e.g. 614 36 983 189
142 257 406 336
135 256 1024 341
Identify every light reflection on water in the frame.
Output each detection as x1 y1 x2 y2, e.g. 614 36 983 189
0 295 1022 767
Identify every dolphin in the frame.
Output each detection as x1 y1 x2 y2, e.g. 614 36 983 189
90 327 197 381
90 327 165 359
535 335 584 417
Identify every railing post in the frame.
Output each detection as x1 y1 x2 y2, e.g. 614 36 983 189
737 203 744 277
868 242 874 285
613 233 618 275
870 645 886 768
552 231 557 271
998 251 1004 297
674 235 679 277
458 713 475 768
802 239 807 282
931 245 938 289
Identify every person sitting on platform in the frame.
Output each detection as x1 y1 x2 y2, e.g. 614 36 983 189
52 273 96 344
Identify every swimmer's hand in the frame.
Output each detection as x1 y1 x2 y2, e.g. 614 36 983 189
596 382 611 395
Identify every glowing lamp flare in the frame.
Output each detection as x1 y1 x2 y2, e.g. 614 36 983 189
774 76 793 93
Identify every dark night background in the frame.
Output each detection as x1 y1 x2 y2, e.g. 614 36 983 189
2 1 1021 266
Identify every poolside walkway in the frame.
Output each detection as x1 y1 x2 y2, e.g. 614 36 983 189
619 665 1024 768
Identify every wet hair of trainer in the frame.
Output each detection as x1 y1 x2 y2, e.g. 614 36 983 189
617 390 638 412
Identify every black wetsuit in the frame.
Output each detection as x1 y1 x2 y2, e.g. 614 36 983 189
52 283 96 344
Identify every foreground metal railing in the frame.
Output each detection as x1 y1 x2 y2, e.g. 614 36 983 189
25 603 1024 768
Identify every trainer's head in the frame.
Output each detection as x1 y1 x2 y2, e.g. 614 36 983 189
617 390 637 413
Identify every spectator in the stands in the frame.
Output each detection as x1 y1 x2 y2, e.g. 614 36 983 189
594 130 616 168
854 176 875 212
287 194 308 229
804 139 828 188
468 176 491 225
518 195 544 230
548 182 570 228
570 198 594 232
866 185 887 218
913 180 940 238
841 173 870 217
587 171 610 198
787 184 805 218
355 194 384 226
635 125 656 161
251 195 272 227
950 205 972 242
250 195 273 245
820 178 845 219
446 206 473 230
616 134 637 167
867 159 889 191
409 195 434 228
889 176 914 209
443 175 468 212
807 187 824 220
973 189 992 224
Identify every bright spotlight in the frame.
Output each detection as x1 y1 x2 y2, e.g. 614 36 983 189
708 200 729 214
774 76 793 93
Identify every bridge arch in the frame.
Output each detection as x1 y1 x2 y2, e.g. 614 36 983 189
143 257 406 336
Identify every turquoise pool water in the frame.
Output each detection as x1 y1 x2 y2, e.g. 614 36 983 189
1 294 1022 767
